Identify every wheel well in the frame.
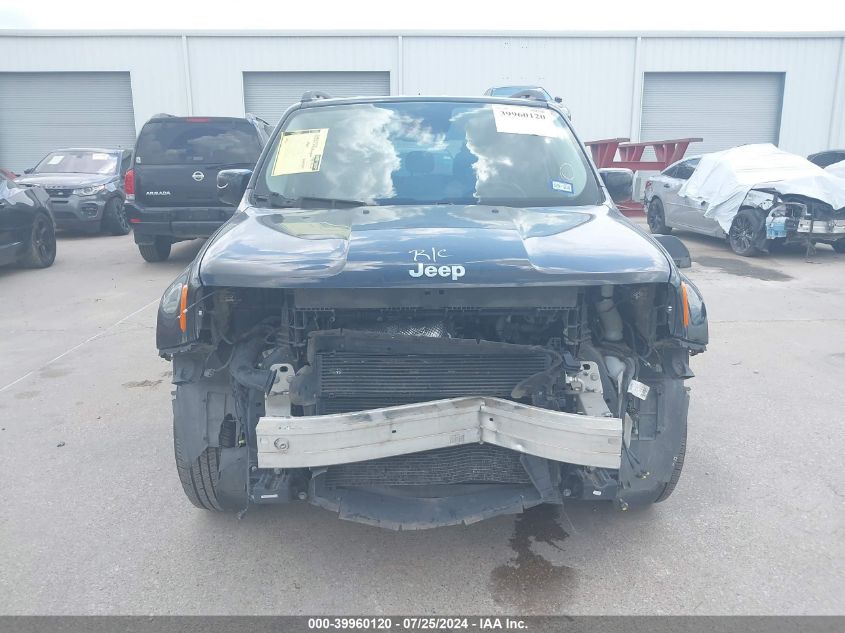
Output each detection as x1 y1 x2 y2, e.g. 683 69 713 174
733 206 765 225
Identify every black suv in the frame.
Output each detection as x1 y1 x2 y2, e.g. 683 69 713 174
157 94 708 528
126 114 272 262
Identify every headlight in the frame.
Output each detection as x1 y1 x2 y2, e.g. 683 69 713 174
73 184 106 196
160 271 188 317
674 275 708 348
157 269 203 351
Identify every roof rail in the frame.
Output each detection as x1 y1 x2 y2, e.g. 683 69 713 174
301 90 332 102
244 112 270 125
151 112 175 118
508 89 548 102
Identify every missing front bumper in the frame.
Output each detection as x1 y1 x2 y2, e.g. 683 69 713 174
796 218 845 235
256 396 623 471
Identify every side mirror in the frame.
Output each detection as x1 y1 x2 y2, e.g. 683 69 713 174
554 96 563 103
217 169 252 207
598 168 633 203
24 167 34 174
653 234 692 269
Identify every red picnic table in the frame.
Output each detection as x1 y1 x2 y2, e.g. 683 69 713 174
585 137 702 216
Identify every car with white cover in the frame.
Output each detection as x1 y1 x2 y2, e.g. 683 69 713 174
644 144 845 256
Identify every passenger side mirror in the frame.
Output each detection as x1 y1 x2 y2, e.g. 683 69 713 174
653 234 692 269
598 168 633 203
217 169 252 207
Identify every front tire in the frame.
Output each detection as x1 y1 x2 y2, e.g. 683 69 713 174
138 237 172 262
647 198 671 234
174 437 226 511
172 378 248 513
173 412 246 513
18 212 57 268
832 240 845 254
102 197 131 236
728 208 765 257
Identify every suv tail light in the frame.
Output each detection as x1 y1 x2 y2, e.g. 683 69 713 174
124 168 135 199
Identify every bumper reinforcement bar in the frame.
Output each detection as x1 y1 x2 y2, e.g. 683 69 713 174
256 396 623 470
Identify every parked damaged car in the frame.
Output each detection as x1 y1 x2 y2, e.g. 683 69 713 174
16 148 132 235
158 96 708 529
645 144 845 256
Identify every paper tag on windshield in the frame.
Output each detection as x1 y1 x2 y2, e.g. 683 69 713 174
492 104 561 137
47 155 64 165
92 153 109 160
272 128 329 176
627 379 650 401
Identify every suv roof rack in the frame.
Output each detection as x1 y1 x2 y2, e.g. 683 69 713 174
508 89 549 102
151 112 176 118
245 112 270 126
301 91 333 102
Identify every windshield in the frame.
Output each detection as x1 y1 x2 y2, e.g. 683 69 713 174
255 101 601 208
35 150 118 175
136 119 262 166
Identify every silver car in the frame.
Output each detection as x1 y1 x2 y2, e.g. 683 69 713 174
643 157 720 237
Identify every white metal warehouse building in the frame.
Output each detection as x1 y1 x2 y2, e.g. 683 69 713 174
0 30 844 173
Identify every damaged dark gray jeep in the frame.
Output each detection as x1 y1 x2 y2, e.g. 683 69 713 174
157 95 708 529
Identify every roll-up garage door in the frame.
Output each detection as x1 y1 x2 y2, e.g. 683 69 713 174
640 72 784 154
0 72 136 173
243 71 391 126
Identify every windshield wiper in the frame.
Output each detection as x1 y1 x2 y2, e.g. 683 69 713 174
259 192 368 209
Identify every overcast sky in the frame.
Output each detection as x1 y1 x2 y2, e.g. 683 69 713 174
1 0 843 31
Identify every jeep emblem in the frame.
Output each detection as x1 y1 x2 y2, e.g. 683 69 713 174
192 171 205 182
408 263 466 280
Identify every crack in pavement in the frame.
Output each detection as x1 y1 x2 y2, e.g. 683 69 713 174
0 298 159 394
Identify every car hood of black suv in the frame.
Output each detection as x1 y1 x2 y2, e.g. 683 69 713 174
15 173 117 188
197 203 673 288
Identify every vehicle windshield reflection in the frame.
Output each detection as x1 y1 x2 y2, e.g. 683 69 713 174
255 101 601 209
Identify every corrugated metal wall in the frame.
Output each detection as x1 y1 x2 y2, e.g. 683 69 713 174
0 32 843 159
0 72 136 172
640 72 785 153
243 71 391 124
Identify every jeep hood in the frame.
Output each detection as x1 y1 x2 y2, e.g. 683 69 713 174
16 173 116 188
198 204 672 288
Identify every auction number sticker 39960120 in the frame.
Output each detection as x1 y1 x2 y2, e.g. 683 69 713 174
492 104 563 137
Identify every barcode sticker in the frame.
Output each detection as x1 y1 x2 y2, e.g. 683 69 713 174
627 379 650 400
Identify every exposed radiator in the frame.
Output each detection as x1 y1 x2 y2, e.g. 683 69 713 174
309 330 552 414
324 445 531 487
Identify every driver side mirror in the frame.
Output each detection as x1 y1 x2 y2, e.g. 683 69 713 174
653 234 692 269
598 168 633 203
217 169 252 207
24 167 34 174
